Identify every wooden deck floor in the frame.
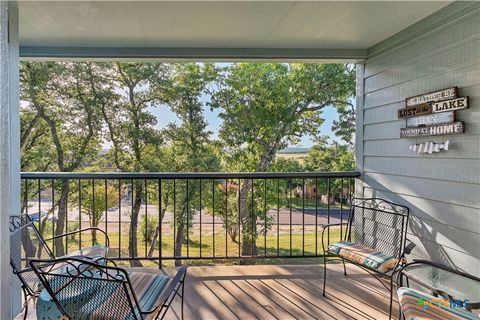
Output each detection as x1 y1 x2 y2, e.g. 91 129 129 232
18 263 399 320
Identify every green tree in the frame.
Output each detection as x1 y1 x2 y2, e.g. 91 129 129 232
204 181 240 243
210 63 355 258
268 157 304 208
140 214 159 246
20 62 104 255
80 184 117 244
304 141 355 201
162 63 220 265
101 62 170 266
304 141 354 172
20 107 56 217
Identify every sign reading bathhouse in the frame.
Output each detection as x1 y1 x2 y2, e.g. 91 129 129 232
399 87 468 138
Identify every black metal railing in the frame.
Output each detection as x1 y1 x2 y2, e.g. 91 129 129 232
20 171 360 265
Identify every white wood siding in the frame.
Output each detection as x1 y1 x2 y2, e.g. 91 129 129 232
1 2 20 318
356 1 480 277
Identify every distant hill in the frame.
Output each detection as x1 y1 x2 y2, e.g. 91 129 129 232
277 147 311 163
277 147 311 154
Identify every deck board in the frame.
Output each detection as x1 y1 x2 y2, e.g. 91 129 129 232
16 263 399 320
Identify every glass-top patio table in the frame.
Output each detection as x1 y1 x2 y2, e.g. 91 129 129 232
398 259 480 311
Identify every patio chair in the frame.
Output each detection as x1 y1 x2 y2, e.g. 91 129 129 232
30 257 187 320
397 287 479 320
322 198 411 319
9 214 110 319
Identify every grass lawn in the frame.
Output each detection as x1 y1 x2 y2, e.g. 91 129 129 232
53 226 346 267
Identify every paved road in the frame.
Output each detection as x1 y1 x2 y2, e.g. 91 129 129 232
30 200 349 229
162 207 350 226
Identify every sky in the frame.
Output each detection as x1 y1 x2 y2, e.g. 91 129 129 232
149 102 341 148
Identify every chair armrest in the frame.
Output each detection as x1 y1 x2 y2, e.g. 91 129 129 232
411 259 480 282
44 227 110 248
321 223 349 236
404 238 416 255
91 256 118 267
321 223 349 253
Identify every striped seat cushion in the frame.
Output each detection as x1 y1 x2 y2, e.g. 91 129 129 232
397 287 479 320
129 272 172 318
63 271 171 320
328 241 398 273
66 244 108 260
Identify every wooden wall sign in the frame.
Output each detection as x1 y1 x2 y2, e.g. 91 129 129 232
400 87 466 139
400 122 464 137
398 103 432 119
406 111 454 128
406 87 457 107
432 97 468 113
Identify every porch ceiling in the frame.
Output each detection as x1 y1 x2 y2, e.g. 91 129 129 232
19 1 450 61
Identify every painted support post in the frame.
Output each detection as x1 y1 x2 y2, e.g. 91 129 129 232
354 63 365 198
0 1 20 318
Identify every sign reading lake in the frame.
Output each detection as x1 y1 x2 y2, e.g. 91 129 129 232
432 97 468 113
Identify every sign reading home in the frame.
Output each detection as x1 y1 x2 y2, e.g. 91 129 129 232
400 122 464 137
405 87 457 107
399 87 468 138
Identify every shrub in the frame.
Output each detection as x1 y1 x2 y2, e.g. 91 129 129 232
140 214 159 245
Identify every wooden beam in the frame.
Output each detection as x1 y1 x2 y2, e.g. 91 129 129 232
19 46 366 62
0 1 20 318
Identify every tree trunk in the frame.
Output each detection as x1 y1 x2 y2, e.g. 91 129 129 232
54 181 69 256
173 187 197 266
239 179 257 264
239 148 279 264
91 228 97 245
174 223 184 267
20 184 37 258
129 183 143 267
147 208 166 258
21 227 36 260
227 226 238 243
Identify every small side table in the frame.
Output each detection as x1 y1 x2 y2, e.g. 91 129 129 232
398 259 480 311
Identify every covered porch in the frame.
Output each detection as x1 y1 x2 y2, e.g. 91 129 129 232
18 263 399 320
2 1 479 319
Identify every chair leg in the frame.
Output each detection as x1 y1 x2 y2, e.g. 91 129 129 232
181 281 185 320
22 288 29 320
389 276 394 320
322 254 327 297
342 258 347 276
157 305 167 320
22 303 28 320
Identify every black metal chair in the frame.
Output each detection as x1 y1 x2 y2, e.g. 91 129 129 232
322 198 412 319
397 259 480 319
9 214 109 319
30 257 187 320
